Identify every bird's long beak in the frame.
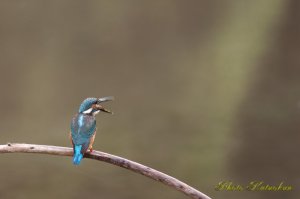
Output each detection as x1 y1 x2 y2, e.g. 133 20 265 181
95 104 113 114
99 106 113 114
96 96 114 114
97 96 114 103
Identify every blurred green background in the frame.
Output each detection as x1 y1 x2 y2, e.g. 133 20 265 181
0 1 299 199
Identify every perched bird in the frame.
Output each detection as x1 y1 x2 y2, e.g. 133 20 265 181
70 96 113 165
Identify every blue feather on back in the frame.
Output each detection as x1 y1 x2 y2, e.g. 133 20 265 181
71 113 96 165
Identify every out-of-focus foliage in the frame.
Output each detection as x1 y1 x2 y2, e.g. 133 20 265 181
0 1 298 199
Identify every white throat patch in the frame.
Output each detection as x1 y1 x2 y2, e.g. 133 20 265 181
83 108 93 114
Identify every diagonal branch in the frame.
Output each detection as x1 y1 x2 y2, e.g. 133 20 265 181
0 143 211 199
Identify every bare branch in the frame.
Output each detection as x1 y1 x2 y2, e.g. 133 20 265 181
0 143 211 199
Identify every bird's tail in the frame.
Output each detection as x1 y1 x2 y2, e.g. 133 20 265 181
73 145 83 165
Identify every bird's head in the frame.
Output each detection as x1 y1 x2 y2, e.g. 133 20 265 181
79 96 114 115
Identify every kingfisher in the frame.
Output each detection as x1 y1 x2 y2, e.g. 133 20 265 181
70 96 113 165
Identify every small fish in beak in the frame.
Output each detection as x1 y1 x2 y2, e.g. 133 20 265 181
94 104 113 114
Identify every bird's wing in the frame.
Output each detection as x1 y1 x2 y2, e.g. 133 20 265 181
71 114 96 153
